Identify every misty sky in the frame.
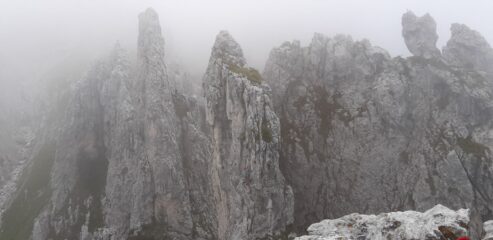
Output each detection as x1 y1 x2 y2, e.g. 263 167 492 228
1 0 493 83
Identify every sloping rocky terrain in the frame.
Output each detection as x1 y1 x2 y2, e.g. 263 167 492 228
296 205 469 240
263 11 493 239
1 8 493 240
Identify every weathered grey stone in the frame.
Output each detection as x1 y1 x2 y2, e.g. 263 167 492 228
443 23 493 74
264 32 393 232
296 205 470 240
263 15 493 238
0 78 38 225
402 11 441 59
1 8 292 240
0 8 209 240
3 9 493 240
483 220 493 240
203 31 294 240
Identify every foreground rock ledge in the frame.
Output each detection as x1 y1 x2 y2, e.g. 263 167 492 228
296 205 469 240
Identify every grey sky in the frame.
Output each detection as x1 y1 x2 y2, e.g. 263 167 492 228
1 0 493 81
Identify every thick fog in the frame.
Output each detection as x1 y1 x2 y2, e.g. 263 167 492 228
1 0 493 90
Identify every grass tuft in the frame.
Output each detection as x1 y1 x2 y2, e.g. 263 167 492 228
228 64 262 84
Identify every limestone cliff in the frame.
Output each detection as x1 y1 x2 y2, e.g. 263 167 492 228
263 12 493 239
0 8 215 240
203 31 294 240
2 8 493 240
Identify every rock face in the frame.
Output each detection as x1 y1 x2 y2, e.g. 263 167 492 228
443 23 493 74
0 8 215 240
483 220 493 240
296 205 470 240
0 70 40 228
2 8 493 240
203 31 294 240
402 11 441 59
264 33 395 231
263 12 493 238
0 107 35 226
0 9 293 240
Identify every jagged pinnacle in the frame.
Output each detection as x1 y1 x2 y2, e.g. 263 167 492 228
211 30 246 66
402 11 440 59
138 8 165 63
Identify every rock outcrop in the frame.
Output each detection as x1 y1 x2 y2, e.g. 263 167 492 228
0 72 41 230
0 111 34 226
0 9 293 240
203 31 294 240
296 205 470 240
2 8 493 240
264 33 394 231
0 8 215 240
263 12 493 238
402 11 441 59
483 220 493 240
443 23 493 74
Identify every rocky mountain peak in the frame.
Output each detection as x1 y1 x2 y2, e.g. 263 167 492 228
138 8 165 64
108 42 127 66
402 11 440 59
443 23 493 73
4 8 493 240
137 7 174 104
210 30 246 66
264 11 493 239
203 31 294 240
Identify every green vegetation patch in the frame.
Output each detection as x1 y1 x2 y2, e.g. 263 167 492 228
228 64 262 84
0 143 56 240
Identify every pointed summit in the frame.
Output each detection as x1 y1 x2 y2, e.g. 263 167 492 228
443 23 493 73
203 29 294 240
109 41 126 63
136 8 172 99
402 11 440 59
138 8 165 64
210 30 246 66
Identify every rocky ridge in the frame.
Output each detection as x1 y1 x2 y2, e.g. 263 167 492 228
443 23 493 75
296 205 470 240
1 8 493 240
263 11 493 239
402 11 441 59
0 8 291 240
0 8 215 240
